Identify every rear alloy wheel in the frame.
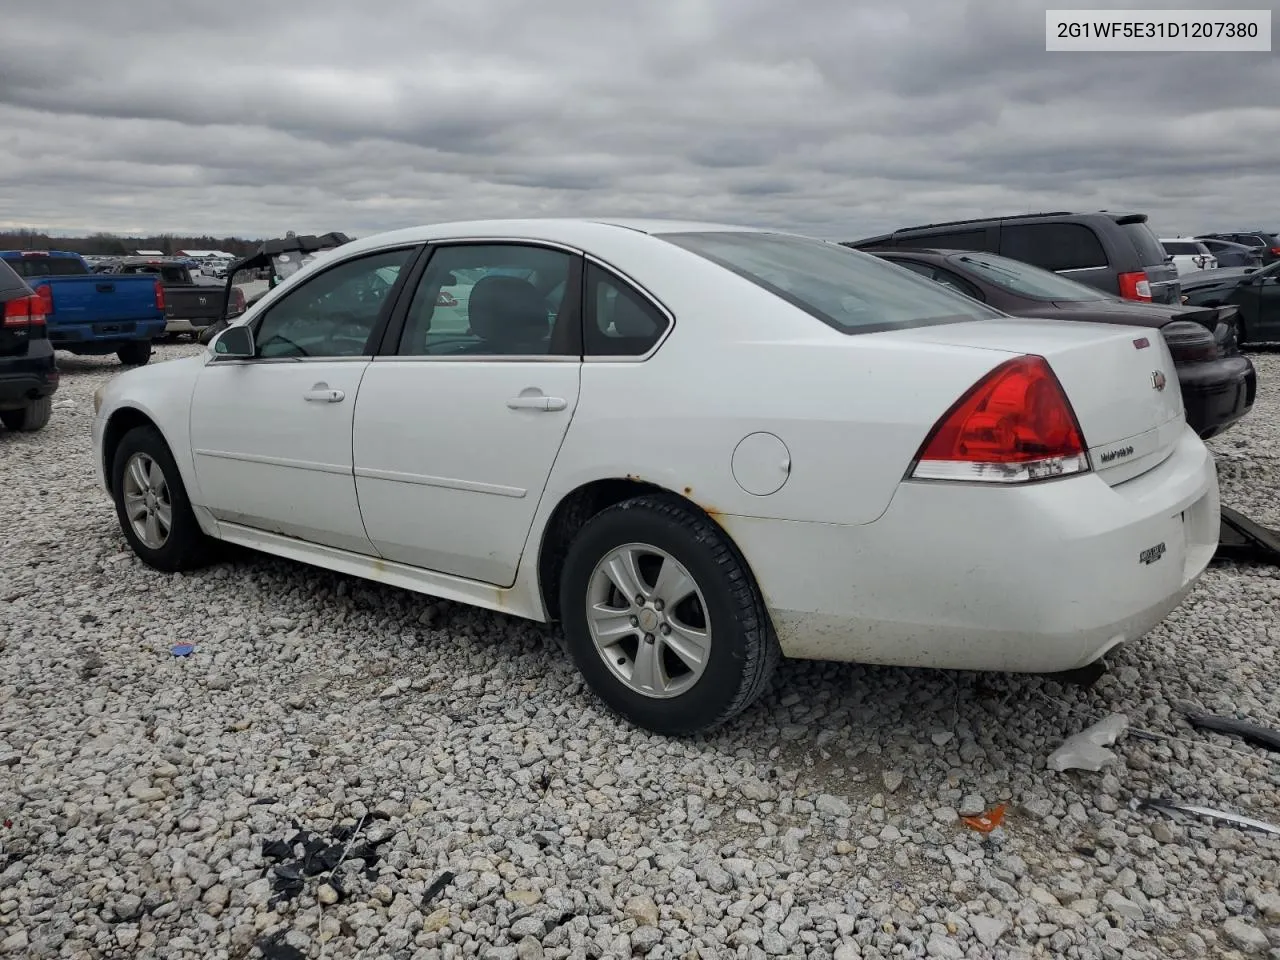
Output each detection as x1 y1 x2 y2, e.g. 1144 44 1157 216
0 396 52 432
117 341 152 366
559 494 779 736
111 425 216 572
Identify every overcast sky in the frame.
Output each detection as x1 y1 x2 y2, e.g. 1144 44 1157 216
0 0 1276 241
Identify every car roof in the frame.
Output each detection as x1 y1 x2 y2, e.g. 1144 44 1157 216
322 217 786 262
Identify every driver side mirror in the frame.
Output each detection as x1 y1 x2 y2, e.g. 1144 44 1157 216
212 324 255 359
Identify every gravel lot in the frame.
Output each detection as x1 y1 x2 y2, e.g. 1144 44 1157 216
2 343 1278 960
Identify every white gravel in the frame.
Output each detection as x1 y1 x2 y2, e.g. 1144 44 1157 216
2 343 1279 960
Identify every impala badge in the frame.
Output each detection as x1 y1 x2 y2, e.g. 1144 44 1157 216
1151 370 1167 391
1139 542 1167 566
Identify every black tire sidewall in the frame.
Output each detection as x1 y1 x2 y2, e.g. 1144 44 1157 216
110 426 205 571
560 499 764 735
118 342 152 366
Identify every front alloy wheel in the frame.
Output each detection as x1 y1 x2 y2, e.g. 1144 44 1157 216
121 452 173 549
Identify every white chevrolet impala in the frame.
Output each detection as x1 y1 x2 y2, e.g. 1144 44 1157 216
92 219 1220 735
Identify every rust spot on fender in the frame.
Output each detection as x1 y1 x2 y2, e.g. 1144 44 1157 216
683 486 693 496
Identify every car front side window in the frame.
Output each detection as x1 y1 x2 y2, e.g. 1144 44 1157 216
396 244 579 357
252 247 415 359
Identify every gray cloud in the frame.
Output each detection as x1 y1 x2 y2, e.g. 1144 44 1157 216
0 0 1276 241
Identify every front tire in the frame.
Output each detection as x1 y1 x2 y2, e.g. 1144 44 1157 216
559 494 780 736
0 396 52 432
117 341 152 366
111 425 216 572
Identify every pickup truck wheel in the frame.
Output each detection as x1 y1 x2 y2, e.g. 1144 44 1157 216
117 341 152 366
111 425 216 572
558 493 780 736
0 396 52 432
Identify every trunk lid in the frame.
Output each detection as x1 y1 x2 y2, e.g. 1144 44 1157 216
890 318 1185 485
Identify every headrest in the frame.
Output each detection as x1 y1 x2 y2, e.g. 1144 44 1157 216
468 275 547 344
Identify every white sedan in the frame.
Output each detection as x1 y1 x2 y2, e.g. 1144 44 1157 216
92 219 1221 735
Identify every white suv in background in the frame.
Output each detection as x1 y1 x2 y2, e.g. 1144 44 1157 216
1161 238 1217 276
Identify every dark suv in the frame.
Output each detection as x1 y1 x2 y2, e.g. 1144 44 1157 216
0 257 58 432
1195 231 1280 265
849 211 1181 305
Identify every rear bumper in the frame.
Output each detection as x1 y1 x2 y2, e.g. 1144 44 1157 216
50 318 167 349
1180 355 1256 440
721 425 1218 672
0 343 59 407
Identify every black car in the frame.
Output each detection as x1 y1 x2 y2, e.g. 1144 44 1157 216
868 247 1255 440
849 211 1181 305
1181 260 1280 346
1196 232 1280 265
1195 237 1265 269
0 257 58 432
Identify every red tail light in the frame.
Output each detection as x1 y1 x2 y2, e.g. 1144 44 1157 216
910 355 1090 484
1117 271 1153 302
1161 320 1218 363
1270 247 1280 256
2 292 48 327
154 280 166 310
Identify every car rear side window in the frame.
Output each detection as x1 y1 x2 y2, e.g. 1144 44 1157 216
895 229 988 252
1163 241 1200 255
1119 222 1170 267
999 223 1107 271
584 263 670 357
663 232 997 334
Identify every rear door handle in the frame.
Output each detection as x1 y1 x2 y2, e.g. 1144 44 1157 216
507 395 567 411
304 383 345 403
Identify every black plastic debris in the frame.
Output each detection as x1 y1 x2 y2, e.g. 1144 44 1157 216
1185 713 1280 753
1214 505 1280 565
422 870 455 909
256 931 306 960
258 814 395 905
270 863 304 903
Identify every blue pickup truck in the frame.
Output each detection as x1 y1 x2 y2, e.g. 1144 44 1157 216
0 251 166 365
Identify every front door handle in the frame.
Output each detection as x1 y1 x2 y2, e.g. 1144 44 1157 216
507 395 567 411
304 383 345 403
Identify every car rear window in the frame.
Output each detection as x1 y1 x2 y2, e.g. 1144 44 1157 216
998 223 1107 271
1120 222 1170 267
662 231 999 334
1162 241 1201 255
6 255 89 278
945 251 1110 302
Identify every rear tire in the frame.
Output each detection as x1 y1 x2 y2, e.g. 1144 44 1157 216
117 341 152 366
111 425 217 572
0 396 52 432
558 493 780 736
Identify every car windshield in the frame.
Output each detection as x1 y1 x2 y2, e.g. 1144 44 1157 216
661 231 998 333
945 251 1109 302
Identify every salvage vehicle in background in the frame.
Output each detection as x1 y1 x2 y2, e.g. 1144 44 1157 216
1181 260 1280 346
869 247 1255 439
1195 237 1265 269
0 251 165 366
0 257 58 432
196 232 352 345
92 219 1220 736
1196 231 1280 266
105 257 246 338
850 211 1182 305
1160 238 1217 276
